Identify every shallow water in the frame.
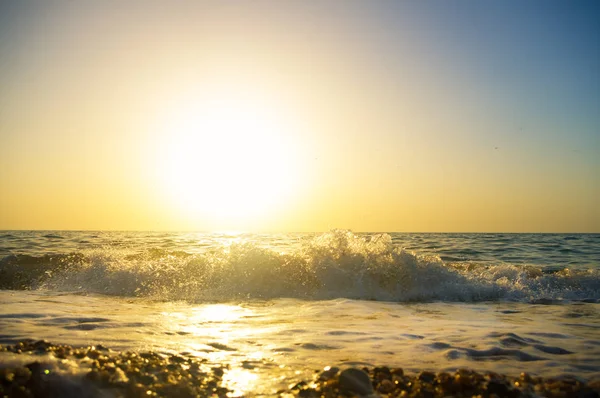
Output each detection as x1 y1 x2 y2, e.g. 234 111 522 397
1 230 599 394
1 291 600 394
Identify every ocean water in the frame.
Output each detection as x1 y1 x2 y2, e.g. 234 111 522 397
1 230 599 395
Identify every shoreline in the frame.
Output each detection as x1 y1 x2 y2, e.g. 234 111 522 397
1 340 599 397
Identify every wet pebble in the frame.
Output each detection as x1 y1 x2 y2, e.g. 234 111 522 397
2 340 600 398
319 366 339 381
339 368 374 396
292 365 600 398
0 340 231 398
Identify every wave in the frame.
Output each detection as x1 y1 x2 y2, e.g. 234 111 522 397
1 230 599 303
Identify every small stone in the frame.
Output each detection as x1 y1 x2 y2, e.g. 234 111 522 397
378 379 395 393
212 367 224 377
0 369 15 383
339 368 374 396
169 354 186 364
520 372 532 383
140 352 158 360
298 388 318 397
291 381 308 390
109 367 129 384
13 366 32 383
139 374 157 385
33 340 52 352
319 366 339 381
418 371 436 384
485 379 511 396
392 367 404 377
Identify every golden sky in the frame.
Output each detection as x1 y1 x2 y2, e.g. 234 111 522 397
1 2 599 232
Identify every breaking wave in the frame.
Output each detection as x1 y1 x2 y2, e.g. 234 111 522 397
1 230 599 303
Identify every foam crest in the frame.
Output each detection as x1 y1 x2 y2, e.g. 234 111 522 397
1 230 599 303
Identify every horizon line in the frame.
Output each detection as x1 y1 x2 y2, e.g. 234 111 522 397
1 229 598 234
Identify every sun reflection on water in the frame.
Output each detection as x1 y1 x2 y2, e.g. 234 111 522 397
222 368 259 397
194 304 249 323
159 303 289 395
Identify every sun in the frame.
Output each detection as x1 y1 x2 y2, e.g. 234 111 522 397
153 89 304 227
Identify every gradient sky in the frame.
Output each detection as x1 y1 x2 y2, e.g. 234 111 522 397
1 1 599 232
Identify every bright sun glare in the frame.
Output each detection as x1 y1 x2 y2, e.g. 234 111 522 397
155 88 304 226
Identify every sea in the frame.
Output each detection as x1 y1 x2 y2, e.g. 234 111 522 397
1 230 599 395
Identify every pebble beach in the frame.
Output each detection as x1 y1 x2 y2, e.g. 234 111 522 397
2 340 600 397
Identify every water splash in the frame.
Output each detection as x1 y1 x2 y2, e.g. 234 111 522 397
1 230 599 303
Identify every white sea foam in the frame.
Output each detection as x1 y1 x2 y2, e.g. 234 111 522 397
2 230 598 303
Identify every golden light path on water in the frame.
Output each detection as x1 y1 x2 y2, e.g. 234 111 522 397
159 302 333 396
161 305 270 396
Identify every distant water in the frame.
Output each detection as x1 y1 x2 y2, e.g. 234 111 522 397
1 230 599 394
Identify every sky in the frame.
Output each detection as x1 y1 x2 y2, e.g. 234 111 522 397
0 1 599 232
